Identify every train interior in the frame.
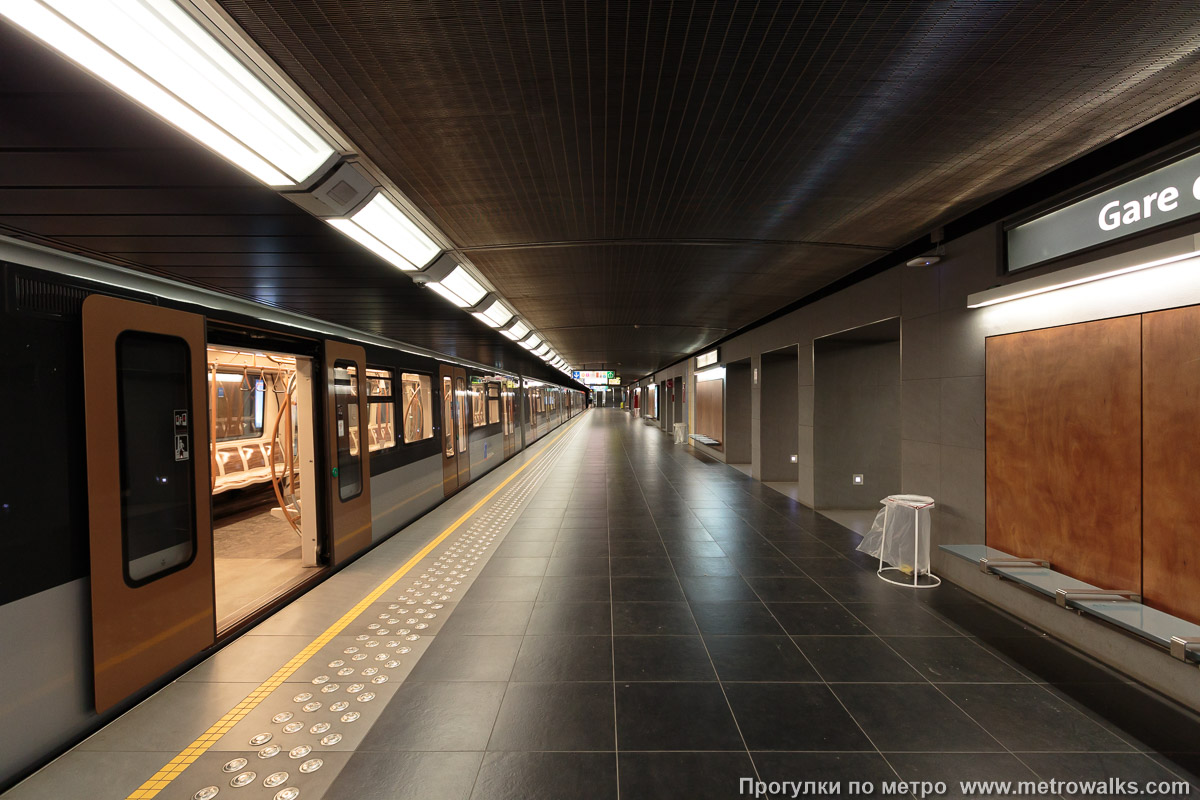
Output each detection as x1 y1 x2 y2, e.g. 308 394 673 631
207 346 320 631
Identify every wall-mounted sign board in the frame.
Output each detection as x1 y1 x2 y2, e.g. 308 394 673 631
695 349 719 369
573 370 614 381
1007 149 1200 272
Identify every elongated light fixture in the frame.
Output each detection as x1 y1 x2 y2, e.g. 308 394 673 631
328 192 440 271
533 343 551 358
501 319 530 341
471 294 514 328
519 333 542 350
2 0 337 187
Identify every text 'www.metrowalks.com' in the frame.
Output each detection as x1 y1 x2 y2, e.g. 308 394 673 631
740 776 1193 798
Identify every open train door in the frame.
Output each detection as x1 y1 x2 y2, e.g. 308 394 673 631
439 364 470 495
82 296 215 711
324 341 373 566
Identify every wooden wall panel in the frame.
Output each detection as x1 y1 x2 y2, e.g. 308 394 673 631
986 317 1142 591
1143 305 1200 624
695 378 724 449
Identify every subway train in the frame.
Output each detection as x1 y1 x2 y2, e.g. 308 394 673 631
0 236 585 783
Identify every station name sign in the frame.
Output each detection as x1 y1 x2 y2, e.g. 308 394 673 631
1007 149 1200 272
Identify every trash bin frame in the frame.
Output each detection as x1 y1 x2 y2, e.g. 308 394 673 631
876 495 942 589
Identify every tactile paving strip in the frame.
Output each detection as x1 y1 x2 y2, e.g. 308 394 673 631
155 422 586 800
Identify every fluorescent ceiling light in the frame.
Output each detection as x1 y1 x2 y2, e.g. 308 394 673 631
519 333 542 350
533 343 551 357
2 0 336 187
696 366 726 382
426 264 486 307
967 246 1200 308
328 193 439 271
501 319 530 341
471 296 514 328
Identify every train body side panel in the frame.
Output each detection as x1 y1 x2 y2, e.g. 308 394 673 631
369 456 444 543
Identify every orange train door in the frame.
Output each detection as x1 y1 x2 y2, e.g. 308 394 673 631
453 367 471 487
82 295 215 711
324 341 373 566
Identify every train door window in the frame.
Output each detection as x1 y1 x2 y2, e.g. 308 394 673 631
401 373 433 443
117 332 196 583
471 380 486 427
442 375 455 457
456 376 468 451
487 382 500 423
213 369 265 441
334 361 362 500
366 367 396 452
504 385 515 435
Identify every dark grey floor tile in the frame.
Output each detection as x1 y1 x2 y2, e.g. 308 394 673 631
536 575 610 602
552 539 610 558
471 752 617 800
753 752 901 796
730 557 807 576
610 540 668 558
526 601 612 634
671 556 742 576
790 557 869 577
887 753 1039 799
664 540 728 558
438 601 534 636
462 576 544 602
610 556 674 577
705 635 820 681
834 683 1002 752
844 602 960 636
512 516 563 528
691 602 786 634
360 681 506 750
768 602 870 635
657 528 716 542
883 636 1031 683
813 575 923 604
488 682 614 751
718 540 785 559
494 540 557 558
725 683 874 750
679 575 759 602
613 635 715 680
608 525 665 541
1019 752 1189 799
618 752 755 800
511 635 613 682
408 635 523 682
616 683 744 750
940 684 1135 752
611 576 685 601
774 540 841 558
327 751 483 800
793 636 924 682
612 602 699 635
544 556 610 577
555 526 610 541
743 575 833 602
480 557 549 577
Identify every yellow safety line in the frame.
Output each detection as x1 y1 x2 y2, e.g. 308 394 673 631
126 413 588 799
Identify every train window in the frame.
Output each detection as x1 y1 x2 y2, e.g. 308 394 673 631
401 373 433 443
487 382 500 423
442 375 454 457
211 368 265 442
334 361 362 501
116 332 195 585
456 376 468 452
471 380 486 428
365 367 396 452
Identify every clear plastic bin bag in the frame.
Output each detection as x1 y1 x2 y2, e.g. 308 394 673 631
855 495 934 576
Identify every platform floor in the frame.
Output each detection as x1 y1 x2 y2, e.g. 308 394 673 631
9 409 1200 800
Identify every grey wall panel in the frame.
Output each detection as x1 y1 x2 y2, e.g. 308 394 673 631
813 337 901 508
370 457 443 542
759 347 799 482
724 361 752 464
0 580 95 787
469 431 505 479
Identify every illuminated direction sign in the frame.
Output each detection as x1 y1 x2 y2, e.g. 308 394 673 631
1007 149 1200 272
573 370 615 382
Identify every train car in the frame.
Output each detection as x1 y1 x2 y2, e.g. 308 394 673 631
0 236 586 786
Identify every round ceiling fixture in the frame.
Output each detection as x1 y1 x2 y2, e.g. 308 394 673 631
906 255 941 267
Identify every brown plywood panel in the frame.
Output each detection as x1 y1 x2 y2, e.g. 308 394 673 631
1143 305 1200 624
695 378 725 449
985 317 1141 591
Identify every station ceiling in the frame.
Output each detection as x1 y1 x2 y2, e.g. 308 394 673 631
4 2 1200 377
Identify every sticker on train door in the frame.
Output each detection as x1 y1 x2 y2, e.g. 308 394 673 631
174 433 190 461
